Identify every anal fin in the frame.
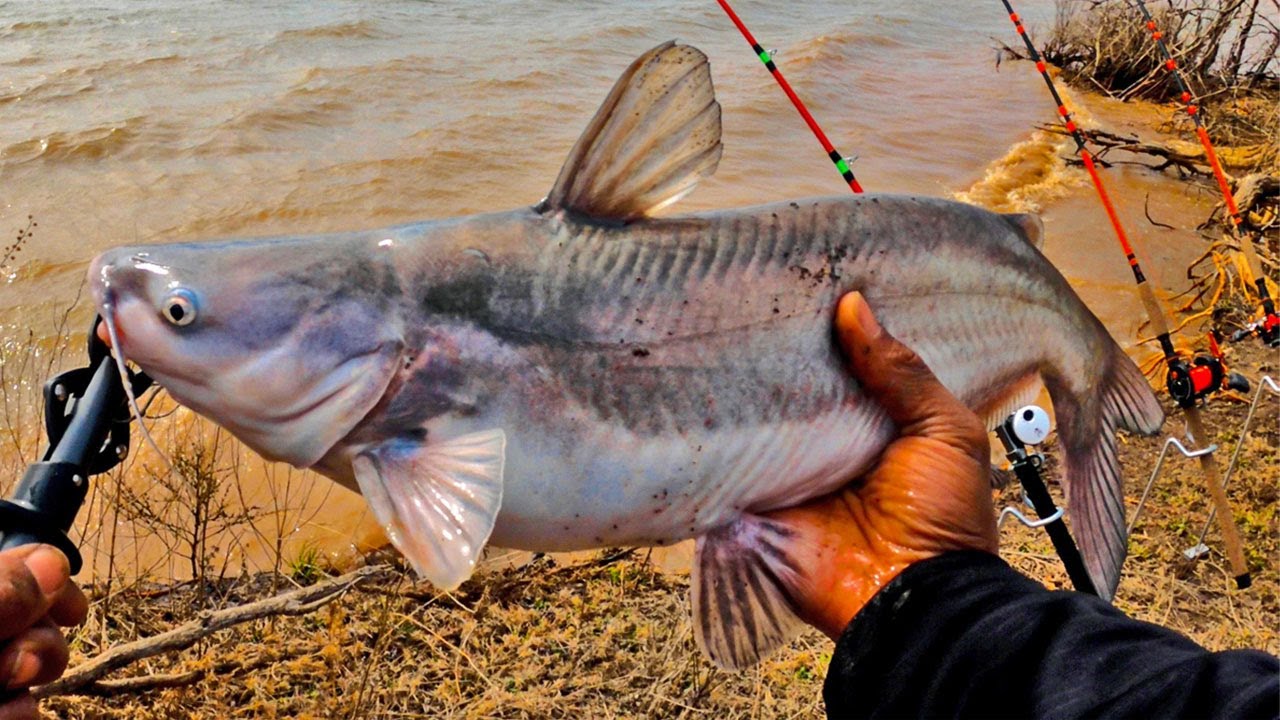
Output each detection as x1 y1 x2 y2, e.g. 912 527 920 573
352 429 506 590
692 515 807 669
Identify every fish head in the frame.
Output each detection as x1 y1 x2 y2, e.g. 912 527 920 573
88 238 406 468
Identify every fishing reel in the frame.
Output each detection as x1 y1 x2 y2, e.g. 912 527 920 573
0 317 150 573
995 405 1051 461
1230 310 1280 347
1166 354 1249 409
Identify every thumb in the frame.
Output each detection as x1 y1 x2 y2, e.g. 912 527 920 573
835 292 987 457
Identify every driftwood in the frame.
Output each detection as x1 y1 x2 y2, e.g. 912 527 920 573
1041 125 1207 175
36 564 391 698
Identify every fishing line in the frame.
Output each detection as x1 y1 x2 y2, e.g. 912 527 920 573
999 0 1252 589
102 305 174 475
713 0 864 193
1128 0 1278 346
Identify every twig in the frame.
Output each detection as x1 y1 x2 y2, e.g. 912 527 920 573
35 564 391 698
1144 193 1176 229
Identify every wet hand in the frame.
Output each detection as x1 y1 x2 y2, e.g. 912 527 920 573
0 545 88 720
764 292 998 639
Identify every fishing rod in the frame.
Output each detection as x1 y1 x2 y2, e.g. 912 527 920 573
1129 0 1279 347
713 0 864 194
0 318 151 573
999 1 1253 590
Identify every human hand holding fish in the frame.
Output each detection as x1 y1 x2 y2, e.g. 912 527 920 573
762 291 998 640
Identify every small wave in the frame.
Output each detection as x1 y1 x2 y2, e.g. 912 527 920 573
953 129 1085 213
273 20 388 42
2 17 76 35
956 81 1096 213
223 97 353 134
284 56 439 100
65 54 184 79
784 29 905 70
0 75 94 107
0 120 142 164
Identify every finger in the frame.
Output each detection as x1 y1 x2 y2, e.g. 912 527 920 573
46 582 88 629
0 547 69 641
0 624 70 690
0 691 37 720
835 292 987 453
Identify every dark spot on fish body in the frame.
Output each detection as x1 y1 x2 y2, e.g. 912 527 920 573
418 271 496 323
789 202 799 209
631 348 650 357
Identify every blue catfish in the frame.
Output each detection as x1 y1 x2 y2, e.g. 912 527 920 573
89 42 1162 668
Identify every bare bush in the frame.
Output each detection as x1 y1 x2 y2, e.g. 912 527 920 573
111 423 266 600
1034 0 1279 151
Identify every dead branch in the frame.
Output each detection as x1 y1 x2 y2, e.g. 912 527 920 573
68 641 312 696
36 564 391 698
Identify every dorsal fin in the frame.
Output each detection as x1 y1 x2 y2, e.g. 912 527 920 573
1003 212 1045 250
540 41 722 222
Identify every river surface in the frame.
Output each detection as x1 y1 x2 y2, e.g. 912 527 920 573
0 0 1219 580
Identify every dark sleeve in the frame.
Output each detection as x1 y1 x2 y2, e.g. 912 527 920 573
823 551 1279 719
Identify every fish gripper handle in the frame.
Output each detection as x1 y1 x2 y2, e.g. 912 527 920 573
0 463 87 574
0 317 150 574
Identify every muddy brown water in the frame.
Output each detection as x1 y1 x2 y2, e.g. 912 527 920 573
0 1 1219 580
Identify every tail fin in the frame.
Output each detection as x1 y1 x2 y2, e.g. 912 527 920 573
1045 343 1163 599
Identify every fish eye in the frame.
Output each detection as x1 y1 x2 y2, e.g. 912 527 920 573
161 288 198 327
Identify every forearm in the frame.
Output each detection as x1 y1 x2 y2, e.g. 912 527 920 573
823 551 1279 719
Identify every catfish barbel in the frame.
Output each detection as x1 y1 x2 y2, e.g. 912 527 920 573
88 42 1162 668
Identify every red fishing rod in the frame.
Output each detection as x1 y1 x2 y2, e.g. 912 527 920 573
1129 0 1278 347
714 0 864 194
999 0 1252 589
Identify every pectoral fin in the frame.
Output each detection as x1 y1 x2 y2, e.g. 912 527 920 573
352 429 506 590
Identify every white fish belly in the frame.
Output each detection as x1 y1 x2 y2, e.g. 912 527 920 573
484 399 894 550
